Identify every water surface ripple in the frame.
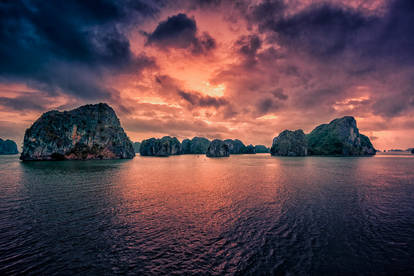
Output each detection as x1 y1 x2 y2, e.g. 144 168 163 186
0 154 413 275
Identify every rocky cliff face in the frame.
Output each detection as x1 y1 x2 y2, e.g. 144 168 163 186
271 129 307 156
224 139 246 154
20 103 135 161
254 145 270 153
307 116 375 156
206 139 229 157
0 138 18 155
182 137 210 154
140 136 182 156
133 142 141 153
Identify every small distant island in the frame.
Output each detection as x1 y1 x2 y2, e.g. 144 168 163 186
140 136 181 157
0 138 18 155
16 103 378 161
133 142 141 153
138 135 269 157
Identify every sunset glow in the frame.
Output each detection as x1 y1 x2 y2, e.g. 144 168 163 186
1 0 414 150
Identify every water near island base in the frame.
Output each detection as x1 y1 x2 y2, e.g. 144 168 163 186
0 154 413 274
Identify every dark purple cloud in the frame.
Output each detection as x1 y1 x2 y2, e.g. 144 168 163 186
178 90 228 108
0 94 49 111
0 0 157 100
145 13 216 54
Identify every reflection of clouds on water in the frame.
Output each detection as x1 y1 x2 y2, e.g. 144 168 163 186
0 155 413 274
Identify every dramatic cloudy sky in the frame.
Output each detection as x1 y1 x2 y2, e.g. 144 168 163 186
1 0 414 150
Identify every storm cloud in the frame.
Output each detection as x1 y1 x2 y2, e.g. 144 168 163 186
1 0 414 149
145 13 216 54
0 0 157 101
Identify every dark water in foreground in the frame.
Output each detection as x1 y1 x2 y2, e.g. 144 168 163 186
0 154 413 275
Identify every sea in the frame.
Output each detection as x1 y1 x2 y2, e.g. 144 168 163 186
1 153 413 275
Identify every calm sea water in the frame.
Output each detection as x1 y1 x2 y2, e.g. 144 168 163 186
0 154 413 275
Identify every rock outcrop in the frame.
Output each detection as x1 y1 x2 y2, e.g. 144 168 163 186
244 144 256 154
0 138 18 155
140 136 182 156
224 139 246 154
411 148 414 154
307 116 375 156
133 142 141 153
182 137 210 154
206 139 229 157
271 129 307 156
254 145 270 153
20 103 135 161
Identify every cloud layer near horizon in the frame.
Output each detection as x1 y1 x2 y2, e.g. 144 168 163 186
1 0 414 150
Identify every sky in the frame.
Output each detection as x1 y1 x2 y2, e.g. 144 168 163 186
1 0 414 150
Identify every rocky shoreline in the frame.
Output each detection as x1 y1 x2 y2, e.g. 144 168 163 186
16 103 377 161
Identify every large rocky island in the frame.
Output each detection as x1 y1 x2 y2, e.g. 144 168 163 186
0 138 18 155
271 116 376 156
307 116 375 156
20 103 135 161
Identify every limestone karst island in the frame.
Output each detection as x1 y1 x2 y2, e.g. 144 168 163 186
19 103 375 161
20 103 135 161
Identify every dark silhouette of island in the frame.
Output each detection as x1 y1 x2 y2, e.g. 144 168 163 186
271 130 307 156
20 103 135 161
244 144 256 154
271 116 376 156
224 139 247 154
206 139 229 157
137 135 273 157
0 138 18 155
254 145 270 153
140 136 181 156
182 137 210 154
133 142 141 153
411 149 414 154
